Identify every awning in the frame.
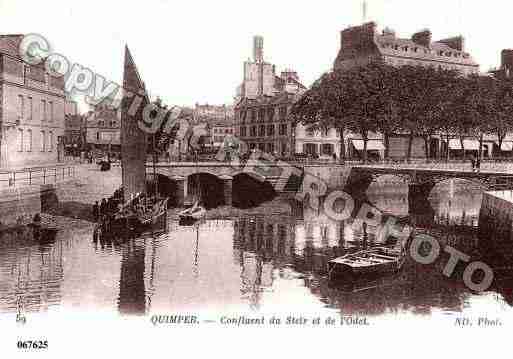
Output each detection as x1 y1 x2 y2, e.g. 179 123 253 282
448 139 480 150
501 141 513 151
352 140 385 151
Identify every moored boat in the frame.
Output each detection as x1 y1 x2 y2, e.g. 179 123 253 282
327 246 406 280
178 203 206 224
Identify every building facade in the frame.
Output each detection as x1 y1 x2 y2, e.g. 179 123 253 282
85 103 121 155
332 22 480 160
212 122 234 149
64 114 85 155
334 22 479 74
234 36 341 158
235 92 297 157
294 124 342 159
0 34 66 168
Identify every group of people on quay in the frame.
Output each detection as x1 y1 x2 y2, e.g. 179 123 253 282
92 188 125 237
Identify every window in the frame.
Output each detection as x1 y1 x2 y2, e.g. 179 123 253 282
321 143 334 155
267 107 275 121
41 130 46 151
48 131 53 151
96 132 100 141
18 95 24 121
304 143 318 156
41 100 47 122
306 127 315 137
17 129 24 151
49 101 53 122
267 124 275 136
26 129 32 152
279 124 287 136
321 128 329 137
279 106 288 121
27 97 33 121
250 126 257 137
251 109 257 123
258 125 265 137
258 108 265 122
240 126 247 137
281 142 287 155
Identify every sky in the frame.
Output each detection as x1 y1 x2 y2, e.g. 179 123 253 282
1 0 512 112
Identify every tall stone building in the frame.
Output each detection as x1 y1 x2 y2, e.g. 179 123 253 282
0 34 66 168
235 36 281 100
334 22 479 75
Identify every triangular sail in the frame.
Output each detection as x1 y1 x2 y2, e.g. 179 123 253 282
121 46 149 202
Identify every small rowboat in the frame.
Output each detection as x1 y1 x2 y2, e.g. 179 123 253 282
327 246 406 280
178 203 206 223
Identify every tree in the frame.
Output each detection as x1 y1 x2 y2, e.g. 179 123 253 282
494 78 513 153
291 71 349 163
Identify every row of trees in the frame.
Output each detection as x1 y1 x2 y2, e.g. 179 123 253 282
291 62 513 163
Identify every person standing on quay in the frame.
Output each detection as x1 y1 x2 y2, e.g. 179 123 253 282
470 154 476 172
93 201 99 222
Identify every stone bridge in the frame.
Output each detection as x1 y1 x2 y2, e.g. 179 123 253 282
345 165 513 221
146 162 307 208
346 165 513 195
146 161 513 221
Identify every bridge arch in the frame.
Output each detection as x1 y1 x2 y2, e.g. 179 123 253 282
232 173 276 208
187 172 225 209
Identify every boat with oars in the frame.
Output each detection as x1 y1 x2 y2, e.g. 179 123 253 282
327 244 406 281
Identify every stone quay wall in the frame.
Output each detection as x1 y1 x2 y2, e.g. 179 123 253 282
0 184 58 227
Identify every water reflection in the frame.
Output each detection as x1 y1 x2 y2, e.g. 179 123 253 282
1 180 512 317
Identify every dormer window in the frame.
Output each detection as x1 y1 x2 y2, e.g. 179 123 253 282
413 47 419 52
403 46 409 51
393 45 399 50
438 51 444 56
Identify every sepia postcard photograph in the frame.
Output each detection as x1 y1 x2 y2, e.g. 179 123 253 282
1 0 512 356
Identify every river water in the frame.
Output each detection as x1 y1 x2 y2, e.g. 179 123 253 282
1 179 513 318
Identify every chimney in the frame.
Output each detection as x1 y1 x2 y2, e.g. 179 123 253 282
253 35 264 63
340 22 376 50
438 36 465 52
412 29 432 47
382 27 396 39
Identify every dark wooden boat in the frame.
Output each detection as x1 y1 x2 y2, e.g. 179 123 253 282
327 246 406 280
95 197 168 240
